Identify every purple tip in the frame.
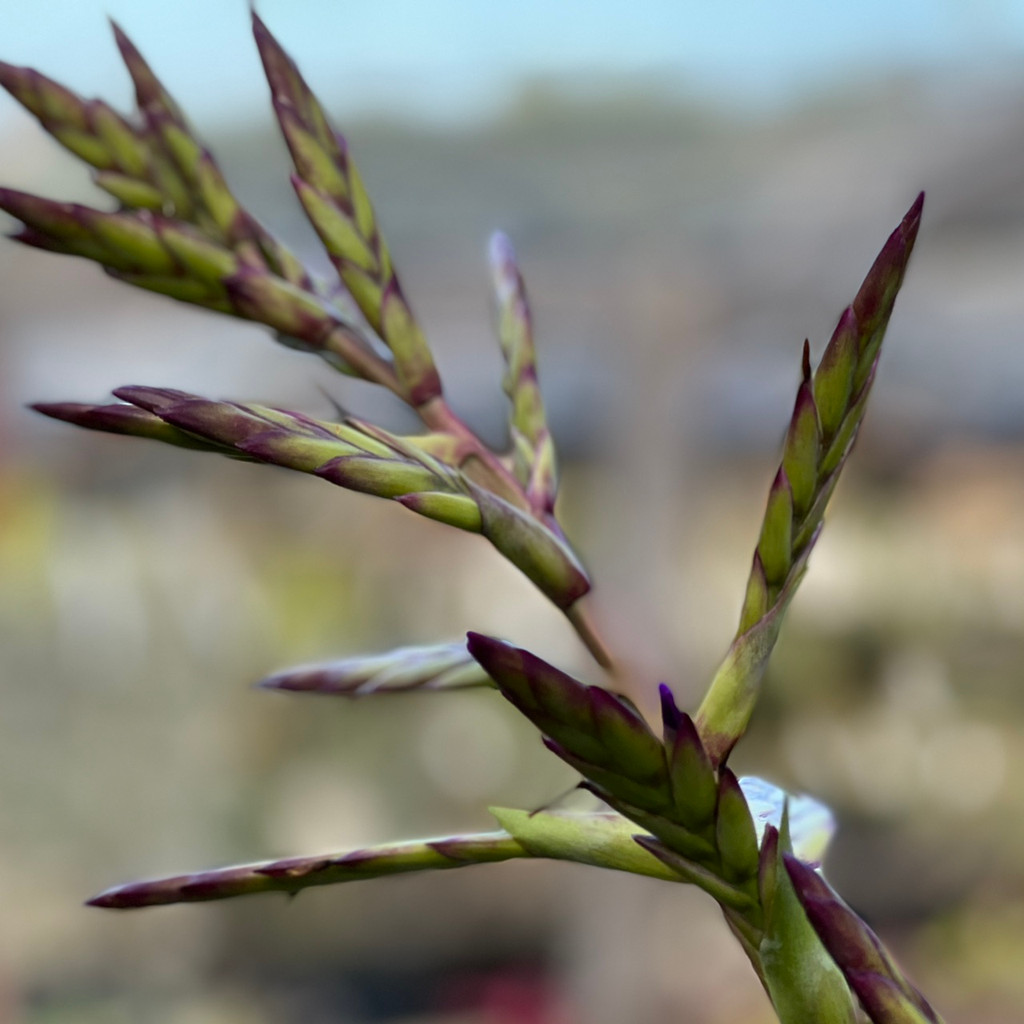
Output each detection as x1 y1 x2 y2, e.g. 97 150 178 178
658 683 682 733
251 8 273 43
85 891 122 909
465 631 497 665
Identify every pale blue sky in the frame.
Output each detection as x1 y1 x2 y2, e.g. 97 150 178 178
3 0 1024 127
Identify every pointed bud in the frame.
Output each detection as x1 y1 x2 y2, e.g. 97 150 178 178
697 198 926 762
467 635 608 768
468 633 584 720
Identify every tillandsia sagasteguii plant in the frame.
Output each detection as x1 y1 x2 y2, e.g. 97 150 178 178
1 13 944 1024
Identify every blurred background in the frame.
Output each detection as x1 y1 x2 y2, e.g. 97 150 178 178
2 1 1024 1022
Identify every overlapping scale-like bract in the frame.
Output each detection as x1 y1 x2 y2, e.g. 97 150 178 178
785 855 944 1024
696 194 924 764
33 390 590 611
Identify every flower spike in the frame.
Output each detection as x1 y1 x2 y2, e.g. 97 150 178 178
696 194 924 765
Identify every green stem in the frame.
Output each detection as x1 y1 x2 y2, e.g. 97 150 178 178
565 597 615 671
323 323 401 393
